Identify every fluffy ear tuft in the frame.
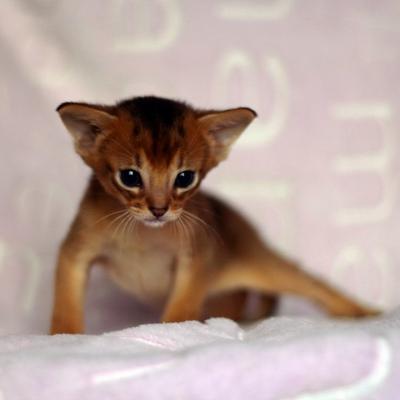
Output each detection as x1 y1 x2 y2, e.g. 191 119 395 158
198 107 257 162
56 102 117 154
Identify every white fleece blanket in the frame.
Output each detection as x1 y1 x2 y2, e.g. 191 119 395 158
1 310 399 400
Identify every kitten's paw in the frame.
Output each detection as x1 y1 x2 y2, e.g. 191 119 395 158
161 308 201 323
50 319 84 335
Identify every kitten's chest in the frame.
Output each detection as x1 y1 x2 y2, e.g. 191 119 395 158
105 240 176 307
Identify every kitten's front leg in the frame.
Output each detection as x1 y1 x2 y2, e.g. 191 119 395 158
50 238 95 334
162 255 209 323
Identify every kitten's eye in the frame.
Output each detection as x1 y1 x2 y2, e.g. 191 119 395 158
118 169 142 189
174 170 195 189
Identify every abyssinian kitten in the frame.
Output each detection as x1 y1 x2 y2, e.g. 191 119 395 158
51 96 378 334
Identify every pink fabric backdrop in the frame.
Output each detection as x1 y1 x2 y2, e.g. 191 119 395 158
0 0 399 334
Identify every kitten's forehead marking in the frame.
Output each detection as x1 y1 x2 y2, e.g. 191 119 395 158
133 153 141 168
118 97 190 166
177 152 184 169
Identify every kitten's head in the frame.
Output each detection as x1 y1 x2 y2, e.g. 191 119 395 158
57 96 256 228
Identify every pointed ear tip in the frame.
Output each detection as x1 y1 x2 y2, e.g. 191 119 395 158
56 102 73 113
243 107 257 118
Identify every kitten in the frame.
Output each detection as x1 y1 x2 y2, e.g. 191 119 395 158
51 96 378 334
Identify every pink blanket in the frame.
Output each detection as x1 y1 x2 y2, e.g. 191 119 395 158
1 0 400 335
1 312 398 399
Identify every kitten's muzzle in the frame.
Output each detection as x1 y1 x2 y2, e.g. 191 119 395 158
149 207 168 218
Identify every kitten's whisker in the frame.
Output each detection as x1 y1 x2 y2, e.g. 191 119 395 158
120 213 133 246
94 209 127 226
114 213 130 257
111 212 130 241
181 213 195 242
107 211 130 233
173 219 179 244
126 214 137 241
178 215 194 255
128 214 137 238
172 219 182 248
177 218 187 248
182 210 223 246
182 214 198 255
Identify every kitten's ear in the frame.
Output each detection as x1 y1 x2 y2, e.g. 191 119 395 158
198 107 257 162
56 102 117 154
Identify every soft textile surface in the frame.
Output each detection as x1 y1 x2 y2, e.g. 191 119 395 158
0 0 400 334
1 311 399 399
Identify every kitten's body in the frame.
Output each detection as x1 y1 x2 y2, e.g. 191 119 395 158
51 96 378 334
70 177 272 306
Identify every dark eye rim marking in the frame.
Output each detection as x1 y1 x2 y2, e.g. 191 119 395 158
174 170 196 189
117 169 143 189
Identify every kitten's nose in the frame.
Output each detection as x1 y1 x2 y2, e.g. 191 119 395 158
149 207 168 218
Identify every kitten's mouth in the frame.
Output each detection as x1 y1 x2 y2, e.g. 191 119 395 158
142 218 167 228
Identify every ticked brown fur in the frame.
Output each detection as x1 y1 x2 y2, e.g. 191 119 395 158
51 96 378 334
